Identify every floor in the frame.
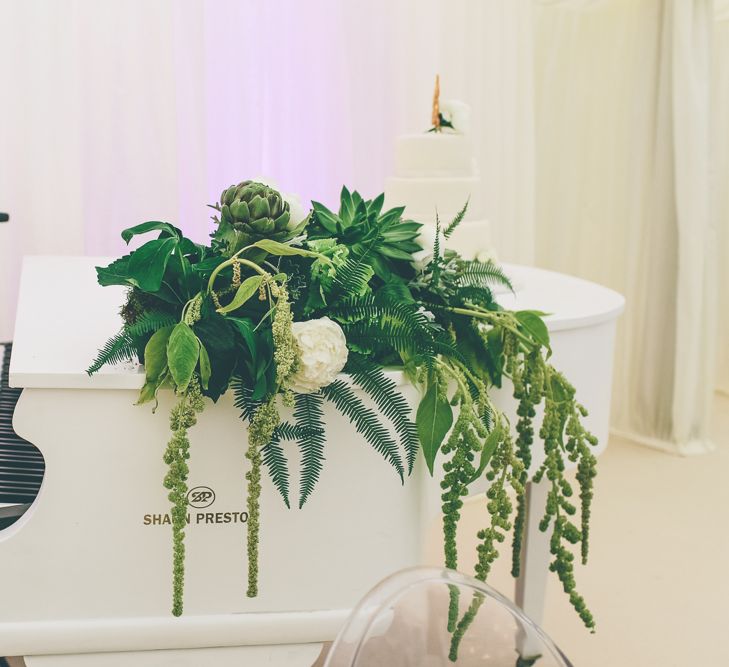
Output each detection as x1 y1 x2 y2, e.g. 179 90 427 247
447 393 729 666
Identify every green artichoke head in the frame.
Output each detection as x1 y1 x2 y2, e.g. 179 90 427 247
212 180 298 255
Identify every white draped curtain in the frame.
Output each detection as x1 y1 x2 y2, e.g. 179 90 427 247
715 0 729 395
533 0 721 453
0 0 535 341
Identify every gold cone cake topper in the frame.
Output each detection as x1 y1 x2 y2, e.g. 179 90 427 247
431 74 441 130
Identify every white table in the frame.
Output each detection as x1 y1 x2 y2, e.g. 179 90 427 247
3 256 623 665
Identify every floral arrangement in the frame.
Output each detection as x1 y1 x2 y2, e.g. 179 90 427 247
88 180 598 636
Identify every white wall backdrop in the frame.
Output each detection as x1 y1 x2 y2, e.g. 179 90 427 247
0 0 535 341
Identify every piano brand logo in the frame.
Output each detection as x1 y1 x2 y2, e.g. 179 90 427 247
187 486 215 509
142 484 249 527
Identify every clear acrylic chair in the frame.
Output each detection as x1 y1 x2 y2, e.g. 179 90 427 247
324 568 572 667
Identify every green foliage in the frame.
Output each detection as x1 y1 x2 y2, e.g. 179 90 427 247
136 325 174 407
321 380 404 481
167 323 200 393
245 397 279 597
456 258 513 293
448 592 485 661
87 310 177 375
89 177 600 636
293 393 327 508
443 199 469 240
347 354 419 473
534 368 598 630
86 330 136 375
261 433 291 509
163 378 205 616
417 375 453 475
309 186 422 281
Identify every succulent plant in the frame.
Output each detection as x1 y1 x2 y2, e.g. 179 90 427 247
308 187 423 281
211 180 303 255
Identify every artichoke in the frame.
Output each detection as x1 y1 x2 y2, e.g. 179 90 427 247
212 180 300 255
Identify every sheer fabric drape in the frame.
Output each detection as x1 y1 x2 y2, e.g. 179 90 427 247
0 0 534 340
714 1 729 395
533 0 719 453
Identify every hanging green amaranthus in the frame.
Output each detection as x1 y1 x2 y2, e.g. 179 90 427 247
163 378 205 616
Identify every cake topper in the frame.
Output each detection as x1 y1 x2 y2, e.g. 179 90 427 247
431 74 441 130
428 75 454 133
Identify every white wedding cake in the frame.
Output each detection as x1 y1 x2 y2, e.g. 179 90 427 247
384 101 495 261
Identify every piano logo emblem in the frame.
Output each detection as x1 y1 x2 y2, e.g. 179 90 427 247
187 486 216 509
143 484 248 526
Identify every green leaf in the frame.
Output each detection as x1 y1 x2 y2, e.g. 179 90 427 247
127 237 179 292
379 245 416 261
143 325 174 382
252 239 323 259
136 325 174 407
198 340 211 390
121 221 180 244
469 427 501 483
136 371 169 410
368 192 385 219
217 275 263 314
193 306 238 401
96 255 133 287
167 322 200 393
229 317 257 357
515 310 551 353
312 201 340 234
416 383 453 475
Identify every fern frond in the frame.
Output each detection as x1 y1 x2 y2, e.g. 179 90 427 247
444 198 469 239
347 353 420 474
331 257 374 297
431 215 443 287
294 393 327 508
261 435 290 509
457 260 513 292
335 295 465 364
233 378 260 421
455 285 494 308
86 330 136 375
321 380 404 481
88 310 179 376
126 310 177 337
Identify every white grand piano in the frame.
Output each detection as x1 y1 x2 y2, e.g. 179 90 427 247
1 256 623 666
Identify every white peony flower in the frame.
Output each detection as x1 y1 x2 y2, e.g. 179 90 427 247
412 224 447 272
440 100 471 134
289 317 349 394
251 176 309 229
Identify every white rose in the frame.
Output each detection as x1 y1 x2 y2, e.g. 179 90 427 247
412 224 447 272
440 100 471 134
250 176 309 229
289 317 349 394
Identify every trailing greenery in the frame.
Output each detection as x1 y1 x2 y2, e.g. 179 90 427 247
163 377 205 616
88 180 599 642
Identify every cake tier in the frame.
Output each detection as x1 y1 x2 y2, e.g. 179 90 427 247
384 175 483 222
394 134 473 176
443 219 494 260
